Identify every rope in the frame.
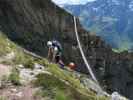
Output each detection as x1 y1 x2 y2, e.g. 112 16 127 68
73 16 110 96
73 16 98 83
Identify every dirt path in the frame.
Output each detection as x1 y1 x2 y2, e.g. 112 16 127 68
0 52 45 100
0 64 12 79
0 85 41 100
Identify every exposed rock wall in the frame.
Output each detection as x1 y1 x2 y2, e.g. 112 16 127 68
0 0 80 67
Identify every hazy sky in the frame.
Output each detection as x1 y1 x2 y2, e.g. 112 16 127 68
52 0 96 5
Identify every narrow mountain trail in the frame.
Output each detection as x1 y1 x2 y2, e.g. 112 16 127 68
0 51 43 100
0 52 15 80
0 64 11 79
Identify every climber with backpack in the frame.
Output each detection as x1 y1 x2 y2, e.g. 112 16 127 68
47 40 64 68
52 40 62 62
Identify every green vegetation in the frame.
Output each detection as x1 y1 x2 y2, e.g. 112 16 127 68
112 48 128 53
13 52 35 69
0 32 109 100
0 96 6 100
47 64 88 94
112 36 133 53
34 73 92 100
0 75 9 89
34 74 68 99
0 33 17 56
0 32 36 69
112 48 122 53
8 67 20 85
55 89 70 100
34 63 109 100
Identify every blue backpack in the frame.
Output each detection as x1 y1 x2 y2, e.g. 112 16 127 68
52 40 62 52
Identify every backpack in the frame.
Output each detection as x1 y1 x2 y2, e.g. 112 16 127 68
52 40 62 52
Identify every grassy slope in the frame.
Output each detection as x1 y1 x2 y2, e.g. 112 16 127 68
0 32 109 100
36 63 109 100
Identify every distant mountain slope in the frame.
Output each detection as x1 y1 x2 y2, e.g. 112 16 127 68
64 0 133 51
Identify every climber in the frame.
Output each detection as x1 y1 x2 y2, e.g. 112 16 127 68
47 40 64 67
49 40 62 62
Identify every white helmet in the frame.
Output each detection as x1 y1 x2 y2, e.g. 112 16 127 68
47 41 52 47
54 47 58 52
69 62 75 66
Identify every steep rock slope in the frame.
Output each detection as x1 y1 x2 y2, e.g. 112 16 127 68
0 0 86 72
0 0 132 99
0 32 108 100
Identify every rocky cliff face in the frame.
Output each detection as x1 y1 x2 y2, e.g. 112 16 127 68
80 33 133 99
0 0 133 99
0 0 93 73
